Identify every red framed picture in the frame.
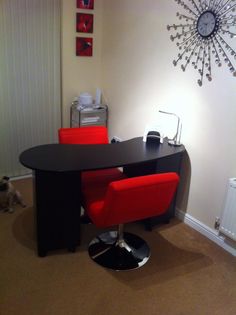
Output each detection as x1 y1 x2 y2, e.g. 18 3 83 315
76 37 93 56
76 13 93 33
77 0 94 10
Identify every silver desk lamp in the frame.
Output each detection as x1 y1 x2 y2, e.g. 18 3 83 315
159 110 182 146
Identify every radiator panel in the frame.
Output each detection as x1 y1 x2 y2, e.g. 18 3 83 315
220 178 236 241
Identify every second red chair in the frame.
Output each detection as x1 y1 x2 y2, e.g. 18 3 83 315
58 126 126 191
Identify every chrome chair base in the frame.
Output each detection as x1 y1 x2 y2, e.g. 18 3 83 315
88 231 150 271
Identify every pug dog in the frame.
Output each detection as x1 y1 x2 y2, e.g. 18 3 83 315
0 176 26 213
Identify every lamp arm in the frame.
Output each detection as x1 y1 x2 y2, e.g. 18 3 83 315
174 116 180 142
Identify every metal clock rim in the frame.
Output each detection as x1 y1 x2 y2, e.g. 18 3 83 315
196 9 219 38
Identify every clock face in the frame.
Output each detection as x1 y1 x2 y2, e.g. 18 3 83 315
197 10 217 38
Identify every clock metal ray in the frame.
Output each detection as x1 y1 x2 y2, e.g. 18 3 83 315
167 0 236 86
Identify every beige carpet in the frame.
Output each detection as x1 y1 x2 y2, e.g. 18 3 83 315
1 178 236 315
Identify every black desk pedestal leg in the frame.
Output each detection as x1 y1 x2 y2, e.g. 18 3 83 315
33 170 81 257
38 246 47 258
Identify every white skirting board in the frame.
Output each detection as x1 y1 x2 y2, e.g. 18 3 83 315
12 173 32 181
176 208 236 257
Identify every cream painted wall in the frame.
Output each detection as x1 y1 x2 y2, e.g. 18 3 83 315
61 0 103 126
101 0 236 229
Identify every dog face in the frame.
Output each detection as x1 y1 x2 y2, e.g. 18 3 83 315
0 176 26 212
0 176 10 192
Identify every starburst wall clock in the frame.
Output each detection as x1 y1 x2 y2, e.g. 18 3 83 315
167 0 236 86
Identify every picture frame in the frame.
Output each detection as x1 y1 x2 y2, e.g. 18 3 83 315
76 13 93 33
76 0 94 10
76 37 93 56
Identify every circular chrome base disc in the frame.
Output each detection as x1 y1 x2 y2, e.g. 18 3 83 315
88 231 150 271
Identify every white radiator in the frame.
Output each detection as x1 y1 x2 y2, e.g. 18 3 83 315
220 178 236 241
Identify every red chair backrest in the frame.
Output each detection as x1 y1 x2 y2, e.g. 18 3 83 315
88 173 179 227
58 126 109 144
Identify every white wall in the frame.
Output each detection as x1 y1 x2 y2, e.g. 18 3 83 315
101 0 236 229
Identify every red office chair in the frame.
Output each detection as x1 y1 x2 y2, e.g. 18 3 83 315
58 126 126 190
83 172 179 271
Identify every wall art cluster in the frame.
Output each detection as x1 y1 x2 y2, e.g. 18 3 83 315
167 0 236 86
76 0 94 57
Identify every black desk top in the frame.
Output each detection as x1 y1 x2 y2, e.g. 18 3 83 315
19 137 185 172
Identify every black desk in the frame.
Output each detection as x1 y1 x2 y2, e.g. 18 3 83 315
20 137 185 256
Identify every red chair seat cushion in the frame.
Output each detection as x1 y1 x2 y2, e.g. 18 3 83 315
81 169 127 214
82 168 126 191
